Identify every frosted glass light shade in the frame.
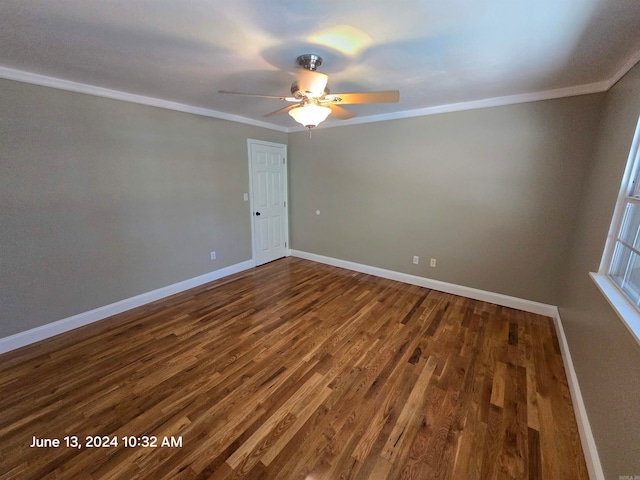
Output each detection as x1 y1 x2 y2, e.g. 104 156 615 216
288 104 331 128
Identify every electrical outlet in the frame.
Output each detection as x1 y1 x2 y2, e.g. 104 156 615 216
430 258 437 267
210 251 216 260
413 256 419 265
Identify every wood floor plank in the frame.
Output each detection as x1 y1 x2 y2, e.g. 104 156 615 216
0 257 588 479
381 355 438 463
225 372 325 470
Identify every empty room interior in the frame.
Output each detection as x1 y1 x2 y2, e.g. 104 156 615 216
2 1 640 479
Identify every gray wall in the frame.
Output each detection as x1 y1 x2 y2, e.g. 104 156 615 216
289 95 604 305
3 63 640 477
0 79 286 338
558 62 640 478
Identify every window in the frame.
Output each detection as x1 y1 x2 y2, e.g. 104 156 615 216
593 116 640 343
609 196 640 303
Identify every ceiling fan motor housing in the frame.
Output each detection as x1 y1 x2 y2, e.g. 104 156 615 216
290 81 329 99
292 68 329 98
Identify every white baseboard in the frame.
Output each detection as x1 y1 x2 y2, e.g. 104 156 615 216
290 250 557 317
551 308 604 480
0 259 255 355
290 250 603 479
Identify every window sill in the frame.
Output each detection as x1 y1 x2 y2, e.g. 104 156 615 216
590 272 640 346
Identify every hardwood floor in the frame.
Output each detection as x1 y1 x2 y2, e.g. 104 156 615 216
0 257 588 479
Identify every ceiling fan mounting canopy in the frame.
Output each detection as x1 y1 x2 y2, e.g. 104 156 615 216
297 54 322 71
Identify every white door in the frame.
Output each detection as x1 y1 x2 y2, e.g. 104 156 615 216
248 140 288 266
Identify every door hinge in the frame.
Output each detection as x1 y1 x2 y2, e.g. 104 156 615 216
284 201 286 207
283 158 286 165
285 241 287 248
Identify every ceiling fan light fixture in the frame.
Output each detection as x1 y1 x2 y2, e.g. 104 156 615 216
288 103 331 129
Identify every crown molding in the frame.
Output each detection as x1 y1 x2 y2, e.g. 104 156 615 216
606 47 640 89
0 66 289 133
292 79 611 132
289 47 640 132
3 46 640 133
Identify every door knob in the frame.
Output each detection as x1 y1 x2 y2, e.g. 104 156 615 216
255 212 261 216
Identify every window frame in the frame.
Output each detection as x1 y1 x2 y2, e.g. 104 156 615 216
593 116 640 345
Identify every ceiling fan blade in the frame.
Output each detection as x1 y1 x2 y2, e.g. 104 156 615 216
325 90 400 104
264 104 299 117
329 105 355 120
219 90 297 102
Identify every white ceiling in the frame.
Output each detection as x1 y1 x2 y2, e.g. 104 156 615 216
2 0 640 131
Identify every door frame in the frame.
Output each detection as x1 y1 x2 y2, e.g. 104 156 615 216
247 139 290 266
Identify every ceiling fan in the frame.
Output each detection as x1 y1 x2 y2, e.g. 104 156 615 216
219 54 400 131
